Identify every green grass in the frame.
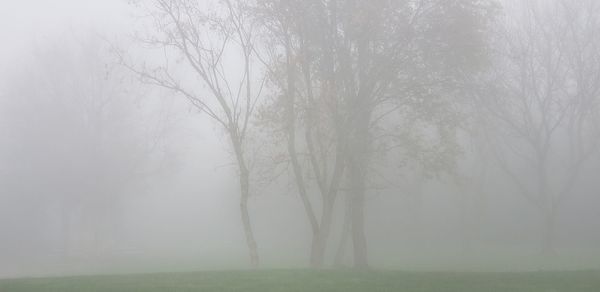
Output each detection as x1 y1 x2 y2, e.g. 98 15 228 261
1 269 599 292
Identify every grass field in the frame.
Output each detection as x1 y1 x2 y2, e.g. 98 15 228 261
0 269 599 292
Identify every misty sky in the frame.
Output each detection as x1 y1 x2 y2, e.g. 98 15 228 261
0 0 127 69
1 0 600 280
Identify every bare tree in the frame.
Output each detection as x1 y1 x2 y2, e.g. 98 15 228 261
482 0 600 254
255 0 349 268
0 34 172 258
258 0 495 268
335 0 495 268
123 0 265 266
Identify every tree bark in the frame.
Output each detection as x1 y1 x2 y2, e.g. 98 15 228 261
231 133 259 267
348 165 368 269
541 208 557 256
334 195 351 267
309 198 335 267
343 28 374 269
61 204 71 259
346 114 370 269
281 33 323 267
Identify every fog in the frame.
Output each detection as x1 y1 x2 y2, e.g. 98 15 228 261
1 0 600 279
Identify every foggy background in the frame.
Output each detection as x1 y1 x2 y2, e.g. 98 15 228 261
1 0 600 279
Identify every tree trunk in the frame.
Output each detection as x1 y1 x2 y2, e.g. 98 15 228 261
541 208 557 256
309 199 335 268
334 196 351 267
349 171 368 269
282 34 321 267
343 32 374 270
536 159 556 257
231 134 259 267
347 129 369 268
457 191 474 255
309 232 326 268
61 203 71 259
240 179 259 267
346 96 371 269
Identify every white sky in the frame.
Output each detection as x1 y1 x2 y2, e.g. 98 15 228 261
0 0 130 70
